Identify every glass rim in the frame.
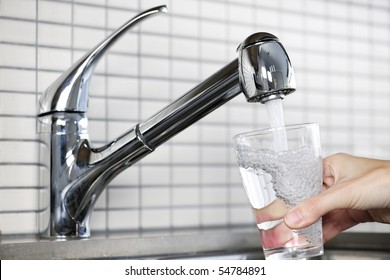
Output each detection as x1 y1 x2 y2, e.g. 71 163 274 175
233 122 319 140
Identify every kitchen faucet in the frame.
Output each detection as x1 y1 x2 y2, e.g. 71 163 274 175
37 5 296 239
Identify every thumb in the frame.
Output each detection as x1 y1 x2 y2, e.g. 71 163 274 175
283 188 345 229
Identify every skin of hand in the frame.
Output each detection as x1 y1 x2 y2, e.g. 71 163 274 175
254 153 390 243
284 153 390 241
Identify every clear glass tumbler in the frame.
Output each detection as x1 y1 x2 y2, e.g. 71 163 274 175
234 123 324 260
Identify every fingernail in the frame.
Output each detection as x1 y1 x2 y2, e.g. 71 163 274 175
284 209 303 227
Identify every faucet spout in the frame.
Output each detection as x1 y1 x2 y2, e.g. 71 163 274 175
37 7 295 239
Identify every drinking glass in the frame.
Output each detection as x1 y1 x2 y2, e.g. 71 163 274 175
234 123 324 260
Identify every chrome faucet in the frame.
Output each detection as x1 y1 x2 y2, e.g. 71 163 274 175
37 5 296 239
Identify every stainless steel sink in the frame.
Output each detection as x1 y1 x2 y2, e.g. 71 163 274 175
319 250 390 260
320 231 390 260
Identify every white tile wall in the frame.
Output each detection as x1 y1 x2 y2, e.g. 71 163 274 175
1 0 390 238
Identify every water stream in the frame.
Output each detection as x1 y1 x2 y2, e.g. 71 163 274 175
264 98 288 151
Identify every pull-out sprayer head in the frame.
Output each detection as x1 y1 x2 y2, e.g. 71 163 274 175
237 32 296 103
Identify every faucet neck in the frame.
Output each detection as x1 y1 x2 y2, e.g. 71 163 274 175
139 59 241 149
38 58 241 238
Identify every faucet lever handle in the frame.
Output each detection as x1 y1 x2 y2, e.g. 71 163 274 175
38 5 168 116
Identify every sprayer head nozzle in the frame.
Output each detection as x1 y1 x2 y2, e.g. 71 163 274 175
237 32 296 104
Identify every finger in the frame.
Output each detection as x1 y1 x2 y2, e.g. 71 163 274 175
260 220 295 249
323 160 335 188
283 187 347 229
260 221 309 249
322 153 351 187
253 199 288 224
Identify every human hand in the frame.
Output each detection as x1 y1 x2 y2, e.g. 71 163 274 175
283 153 390 241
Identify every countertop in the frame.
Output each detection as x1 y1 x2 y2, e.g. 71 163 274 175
1 231 390 260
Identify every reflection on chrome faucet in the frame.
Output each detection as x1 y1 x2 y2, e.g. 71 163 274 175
37 5 296 239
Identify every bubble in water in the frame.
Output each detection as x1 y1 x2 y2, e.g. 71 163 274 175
236 145 322 206
297 218 323 244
